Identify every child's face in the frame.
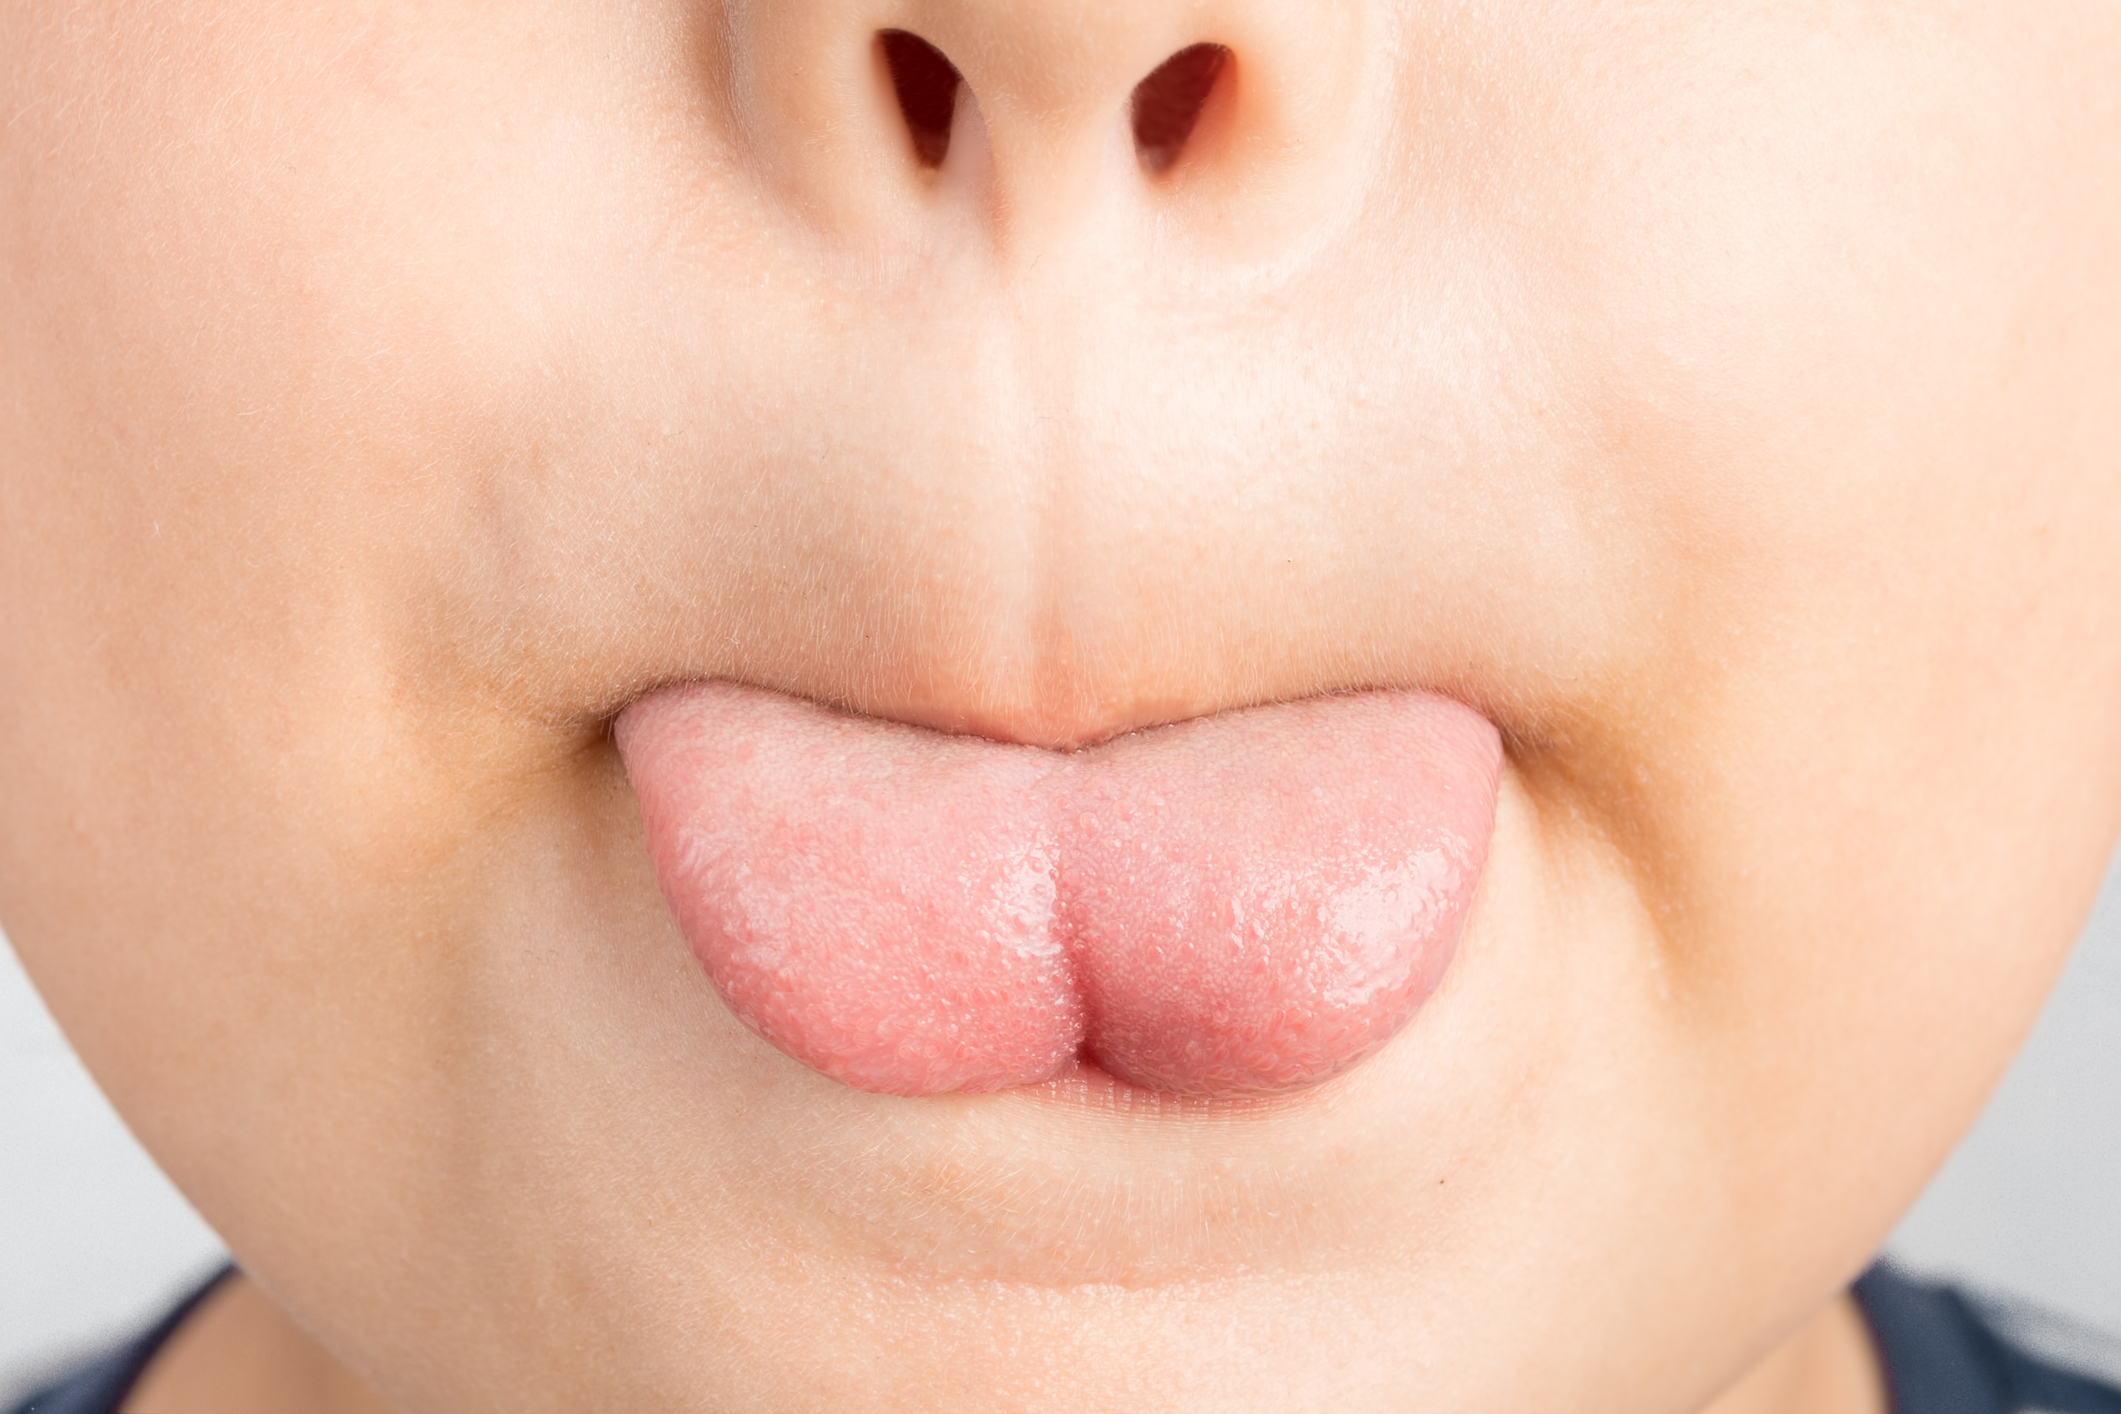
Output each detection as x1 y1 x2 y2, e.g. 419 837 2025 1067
3 1 2118 1409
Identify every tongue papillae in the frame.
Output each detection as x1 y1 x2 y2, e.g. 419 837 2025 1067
616 683 1501 1097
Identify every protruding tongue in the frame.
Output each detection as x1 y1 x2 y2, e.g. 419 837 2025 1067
616 683 1501 1097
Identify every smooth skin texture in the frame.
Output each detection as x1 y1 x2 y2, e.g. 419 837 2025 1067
2 0 2118 1410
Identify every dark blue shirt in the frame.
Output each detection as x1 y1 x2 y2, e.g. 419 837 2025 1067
10 1262 2120 1412
1854 1265 2121 1413
7 1268 231 1414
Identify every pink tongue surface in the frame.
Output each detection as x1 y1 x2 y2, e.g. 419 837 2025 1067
616 683 1501 1097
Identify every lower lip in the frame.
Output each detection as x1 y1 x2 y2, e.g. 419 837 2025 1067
615 682 1502 1099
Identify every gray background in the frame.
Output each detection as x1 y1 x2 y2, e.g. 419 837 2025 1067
4 846 2118 1397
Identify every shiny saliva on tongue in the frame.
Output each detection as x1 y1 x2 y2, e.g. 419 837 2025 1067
618 681 1502 1097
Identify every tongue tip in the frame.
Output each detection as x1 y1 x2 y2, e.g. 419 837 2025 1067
623 680 1499 1108
810 1043 1382 1103
1085 1050 1371 1099
1015 1052 1363 1111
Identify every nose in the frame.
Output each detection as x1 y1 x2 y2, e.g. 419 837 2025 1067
722 0 1369 256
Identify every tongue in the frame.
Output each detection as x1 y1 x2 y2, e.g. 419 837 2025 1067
616 683 1501 1097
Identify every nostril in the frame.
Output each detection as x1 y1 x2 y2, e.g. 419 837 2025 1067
1130 44 1229 176
879 30 963 169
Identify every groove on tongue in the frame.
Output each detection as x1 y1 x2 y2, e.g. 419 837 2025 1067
617 683 1501 1097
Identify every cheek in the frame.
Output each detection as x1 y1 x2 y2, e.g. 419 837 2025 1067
1490 2 2121 953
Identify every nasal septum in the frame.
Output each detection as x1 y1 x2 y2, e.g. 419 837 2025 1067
616 682 1501 1098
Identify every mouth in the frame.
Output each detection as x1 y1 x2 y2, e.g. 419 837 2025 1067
615 680 1502 1099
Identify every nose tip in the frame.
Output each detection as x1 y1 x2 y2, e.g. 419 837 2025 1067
724 0 1367 253
880 30 1231 179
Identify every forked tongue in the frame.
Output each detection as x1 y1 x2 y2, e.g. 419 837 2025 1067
616 682 1501 1097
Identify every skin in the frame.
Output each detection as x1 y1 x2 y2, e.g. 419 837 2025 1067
1 0 2117 1409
